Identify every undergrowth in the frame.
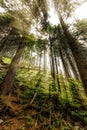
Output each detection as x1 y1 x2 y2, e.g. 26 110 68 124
0 58 87 129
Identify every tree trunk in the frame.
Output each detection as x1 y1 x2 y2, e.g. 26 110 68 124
49 39 55 80
59 48 71 79
0 36 8 58
54 48 60 91
44 48 47 73
65 49 80 80
1 37 26 95
58 21 80 80
39 53 42 73
59 14 87 93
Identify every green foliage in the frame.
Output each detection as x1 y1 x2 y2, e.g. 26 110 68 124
0 1 87 129
0 94 3 99
74 18 87 38
71 111 87 125
55 119 61 127
0 13 14 25
0 62 87 128
26 34 36 50
22 89 34 99
36 38 47 53
2 56 11 64
21 126 25 130
46 22 53 32
38 114 44 122
0 0 6 8
48 125 54 130
26 35 48 54
51 81 57 92
69 78 81 87
26 115 33 125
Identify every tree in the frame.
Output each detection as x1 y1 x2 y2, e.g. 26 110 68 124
74 18 87 43
46 24 61 91
0 13 15 57
57 25 80 80
35 38 48 72
0 0 41 95
1 36 26 95
53 0 87 93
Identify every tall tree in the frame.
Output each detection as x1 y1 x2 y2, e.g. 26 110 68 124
1 36 26 95
57 25 80 80
53 0 87 93
74 18 87 43
0 0 42 95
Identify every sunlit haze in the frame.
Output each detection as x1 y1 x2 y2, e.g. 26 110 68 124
0 7 5 12
0 1 87 25
75 2 87 20
48 2 87 25
48 7 59 25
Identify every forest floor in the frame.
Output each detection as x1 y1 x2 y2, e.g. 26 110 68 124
0 57 87 130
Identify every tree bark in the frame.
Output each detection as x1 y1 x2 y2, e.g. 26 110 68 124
0 35 8 58
49 38 55 80
59 48 71 79
1 37 26 95
39 53 42 73
44 48 47 73
65 49 80 80
54 48 60 91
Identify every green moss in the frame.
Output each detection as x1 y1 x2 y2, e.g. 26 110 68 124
2 57 11 64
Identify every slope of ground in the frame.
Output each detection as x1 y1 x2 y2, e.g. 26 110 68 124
0 56 87 130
